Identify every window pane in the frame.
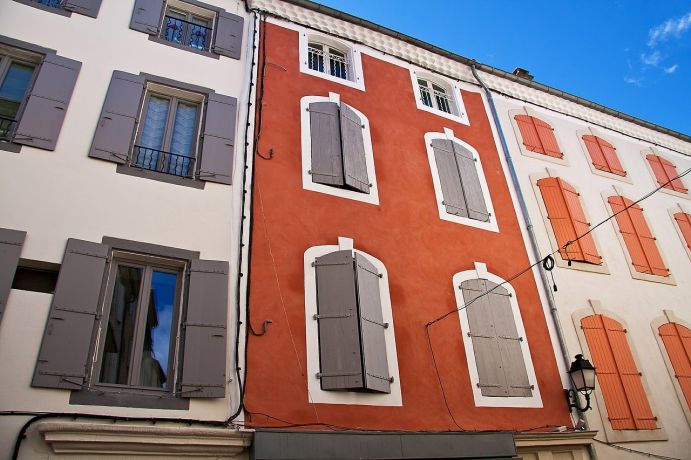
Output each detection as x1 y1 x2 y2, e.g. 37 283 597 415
136 96 170 170
188 21 211 50
0 62 35 119
138 270 178 388
418 80 433 108
37 0 62 7
168 102 198 176
308 44 325 73
162 15 185 44
328 48 348 80
100 265 143 385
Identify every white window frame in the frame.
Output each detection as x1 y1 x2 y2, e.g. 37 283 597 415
452 262 542 408
424 128 498 232
507 108 569 166
298 30 365 91
303 237 401 406
409 68 469 125
300 93 379 205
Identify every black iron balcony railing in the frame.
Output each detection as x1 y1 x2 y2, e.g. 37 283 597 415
132 145 195 178
0 116 16 142
161 15 212 51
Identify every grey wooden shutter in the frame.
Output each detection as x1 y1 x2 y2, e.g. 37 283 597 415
0 228 26 325
431 139 467 217
354 253 390 393
129 0 165 35
32 239 109 390
63 0 102 18
212 11 244 59
314 250 364 390
180 259 229 398
340 104 370 194
89 71 145 164
199 93 237 185
14 54 81 151
452 142 489 222
309 102 344 187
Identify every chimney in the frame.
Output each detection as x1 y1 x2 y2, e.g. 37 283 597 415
512 67 534 81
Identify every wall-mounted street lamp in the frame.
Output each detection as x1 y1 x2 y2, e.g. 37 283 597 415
565 354 596 411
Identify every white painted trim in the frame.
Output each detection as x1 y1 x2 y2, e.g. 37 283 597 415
575 128 633 185
298 28 365 91
300 95 379 205
424 130 498 232
452 262 542 408
641 149 690 201
669 203 691 261
303 243 401 406
409 67 469 125
508 108 570 167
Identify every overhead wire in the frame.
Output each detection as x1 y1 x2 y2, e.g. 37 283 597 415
593 438 683 460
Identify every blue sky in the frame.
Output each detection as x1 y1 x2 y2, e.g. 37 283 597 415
315 0 691 136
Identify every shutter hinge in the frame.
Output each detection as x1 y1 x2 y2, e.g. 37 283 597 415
69 249 108 259
183 321 226 329
316 371 361 379
313 313 352 320
0 240 22 246
366 372 394 382
362 316 389 328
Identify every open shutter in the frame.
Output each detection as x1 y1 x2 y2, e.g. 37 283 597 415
453 141 489 222
560 180 601 264
309 102 344 187
659 323 691 409
89 71 145 164
598 137 626 176
14 54 81 151
314 250 363 390
514 114 543 154
533 117 562 158
354 253 390 393
646 154 668 187
462 279 507 397
63 0 102 18
130 0 165 35
212 11 244 59
674 212 691 250
32 239 108 390
629 203 668 276
660 157 688 193
199 93 237 185
432 139 467 217
0 228 26 325
180 259 229 398
583 135 608 171
340 104 370 194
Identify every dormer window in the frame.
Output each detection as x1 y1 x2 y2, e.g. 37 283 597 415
418 79 451 114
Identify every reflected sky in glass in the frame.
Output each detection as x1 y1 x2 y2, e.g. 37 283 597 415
143 271 176 387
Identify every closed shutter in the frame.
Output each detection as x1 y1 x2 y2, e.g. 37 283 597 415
89 71 145 164
658 323 691 409
199 92 237 185
0 228 26 325
63 0 102 18
340 104 370 194
647 154 688 193
673 212 691 250
453 142 489 222
180 259 229 398
431 139 467 217
314 250 363 390
583 135 626 176
212 11 244 59
582 314 657 430
608 196 668 276
533 117 562 158
129 0 165 35
309 102 344 187
14 54 81 151
514 115 543 154
354 253 390 393
660 157 688 193
32 239 109 390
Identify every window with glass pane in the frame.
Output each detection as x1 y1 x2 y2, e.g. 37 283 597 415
99 258 181 390
307 42 350 80
161 7 213 51
0 56 36 141
418 79 453 114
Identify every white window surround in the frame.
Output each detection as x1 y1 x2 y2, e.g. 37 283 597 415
669 203 691 261
641 149 690 201
298 30 365 91
409 68 469 125
424 129 498 232
300 93 379 205
303 238 401 406
452 262 542 408
507 108 569 166
575 129 632 185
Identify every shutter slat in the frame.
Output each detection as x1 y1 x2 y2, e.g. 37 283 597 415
0 228 26 325
63 0 102 18
514 114 544 154
582 135 608 171
212 11 244 59
597 137 626 176
673 212 691 250
659 156 688 193
533 117 563 158
199 92 237 185
432 139 467 217
129 0 165 35
340 104 370 194
560 180 601 264
453 142 489 222
659 323 691 410
310 102 344 187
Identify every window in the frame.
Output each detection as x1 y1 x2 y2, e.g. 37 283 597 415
514 114 563 159
31 238 230 409
582 135 626 176
658 322 691 412
537 177 602 265
581 314 657 430
130 0 244 59
0 227 26 325
418 79 451 113
308 43 349 80
89 71 237 187
12 0 102 18
409 69 469 125
646 153 688 194
0 55 36 143
299 32 364 90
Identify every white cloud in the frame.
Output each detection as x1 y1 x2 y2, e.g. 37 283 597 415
664 64 679 73
648 11 691 46
624 76 643 86
640 50 662 66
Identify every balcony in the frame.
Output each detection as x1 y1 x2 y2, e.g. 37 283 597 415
161 16 212 52
131 145 195 178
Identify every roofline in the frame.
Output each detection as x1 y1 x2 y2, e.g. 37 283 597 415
276 0 691 143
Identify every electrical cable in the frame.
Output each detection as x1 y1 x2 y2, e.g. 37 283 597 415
593 438 682 460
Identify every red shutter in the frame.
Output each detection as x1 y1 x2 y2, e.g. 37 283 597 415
515 115 544 154
608 195 668 276
674 212 691 250
583 135 608 171
647 154 688 193
533 117 563 158
537 177 601 264
660 157 688 193
581 315 657 430
659 323 691 410
598 137 626 176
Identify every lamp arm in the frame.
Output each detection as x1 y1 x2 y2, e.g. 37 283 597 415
565 389 592 412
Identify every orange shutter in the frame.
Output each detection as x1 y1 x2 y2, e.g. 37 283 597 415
537 177 601 264
598 137 626 176
533 117 563 158
608 195 668 276
660 156 688 193
581 315 657 430
582 135 608 171
659 323 691 410
674 212 691 250
647 153 688 193
515 115 544 154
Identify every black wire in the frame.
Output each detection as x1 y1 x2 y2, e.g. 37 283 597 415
425 327 464 431
593 438 682 460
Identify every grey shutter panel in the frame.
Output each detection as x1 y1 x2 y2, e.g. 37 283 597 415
212 11 244 59
130 0 165 35
32 239 109 390
199 93 237 185
89 71 145 164
0 228 26 325
452 142 489 222
431 139 467 217
314 250 363 390
354 253 390 393
309 102 344 187
340 104 370 194
14 54 81 151
63 0 102 18
180 259 229 398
